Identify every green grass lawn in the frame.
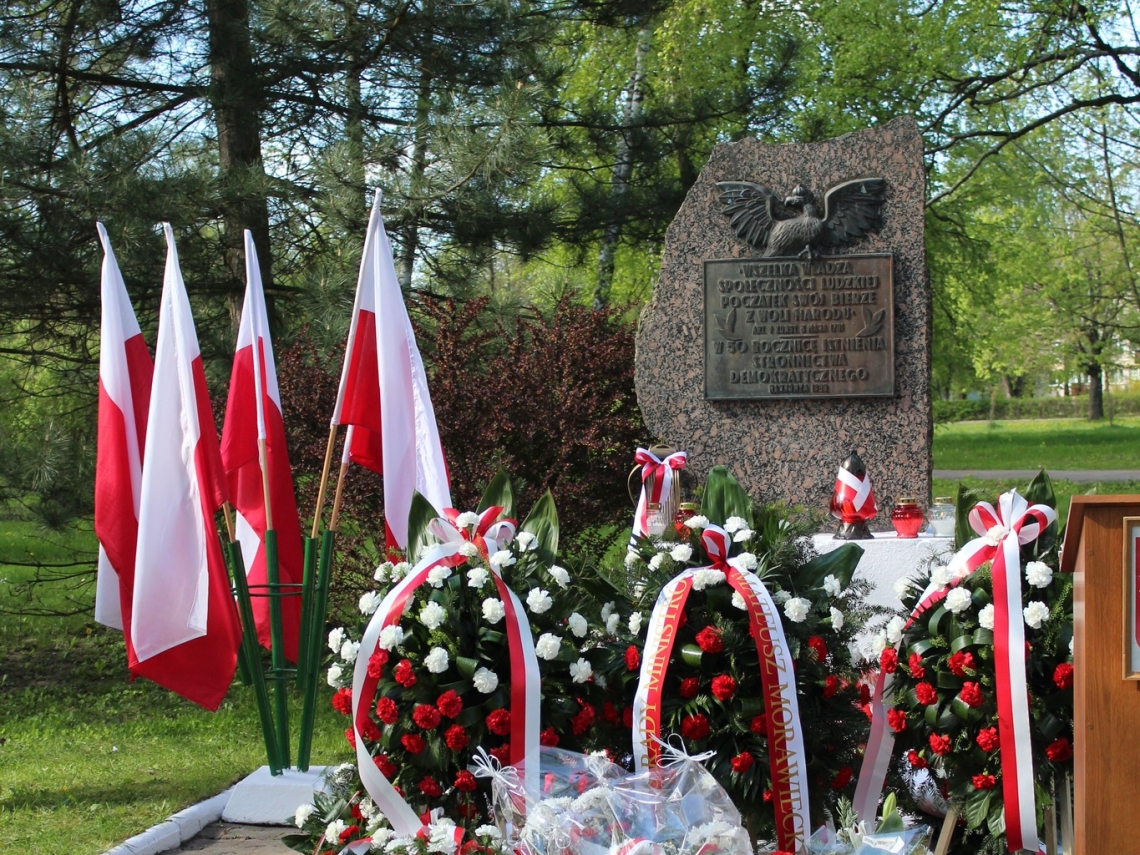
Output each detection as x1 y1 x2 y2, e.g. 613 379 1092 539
933 416 1140 470
0 520 351 855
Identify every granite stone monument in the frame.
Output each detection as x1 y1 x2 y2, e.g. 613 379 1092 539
635 116 930 513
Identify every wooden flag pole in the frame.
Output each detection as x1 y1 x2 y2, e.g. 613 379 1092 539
310 425 338 539
932 805 957 855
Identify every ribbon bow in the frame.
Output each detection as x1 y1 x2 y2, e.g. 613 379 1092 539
431 506 517 561
632 448 687 538
699 526 731 568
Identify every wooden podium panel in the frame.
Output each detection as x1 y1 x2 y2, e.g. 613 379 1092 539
1061 496 1140 854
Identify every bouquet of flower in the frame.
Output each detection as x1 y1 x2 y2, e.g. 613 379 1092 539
875 477 1073 853
287 472 613 853
597 466 882 848
801 794 932 855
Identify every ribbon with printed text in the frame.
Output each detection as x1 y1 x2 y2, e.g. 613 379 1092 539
631 525 810 852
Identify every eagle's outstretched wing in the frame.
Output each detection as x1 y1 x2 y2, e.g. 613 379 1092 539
717 181 779 250
820 178 886 247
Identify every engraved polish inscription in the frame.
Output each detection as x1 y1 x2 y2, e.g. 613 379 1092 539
704 254 894 400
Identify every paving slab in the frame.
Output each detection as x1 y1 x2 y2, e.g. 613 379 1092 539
169 822 293 854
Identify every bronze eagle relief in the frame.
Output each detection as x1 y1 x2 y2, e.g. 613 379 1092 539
716 178 886 257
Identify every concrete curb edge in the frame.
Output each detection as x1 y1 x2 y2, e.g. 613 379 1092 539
102 787 235 855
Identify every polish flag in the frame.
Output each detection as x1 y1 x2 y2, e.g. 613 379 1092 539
221 231 303 662
331 193 450 548
130 224 242 710
93 223 153 638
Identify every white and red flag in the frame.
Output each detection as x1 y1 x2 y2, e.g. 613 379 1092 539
93 223 154 637
130 223 242 710
221 230 303 662
331 193 450 548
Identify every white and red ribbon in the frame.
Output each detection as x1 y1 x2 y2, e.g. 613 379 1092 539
631 525 810 852
350 509 540 835
631 448 687 540
855 489 1054 851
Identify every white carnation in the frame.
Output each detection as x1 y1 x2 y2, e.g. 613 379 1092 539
885 615 906 644
823 574 842 597
670 543 693 562
893 577 914 601
373 563 392 583
475 826 502 840
731 591 747 610
686 515 709 530
629 612 643 635
548 565 570 588
455 511 480 528
724 516 748 533
516 531 538 552
569 657 593 683
326 663 343 686
424 646 450 673
466 567 489 588
482 598 505 624
568 612 588 638
984 524 1009 545
929 565 951 589
419 600 447 630
978 603 995 630
871 632 889 655
606 613 621 635
784 596 811 623
459 542 480 558
945 587 973 615
370 828 394 847
1026 561 1053 589
732 552 758 571
830 606 844 631
1024 601 1051 629
692 568 726 591
340 640 360 664
427 565 452 588
386 837 415 853
359 591 384 615
648 553 665 571
624 551 639 569
427 821 459 855
600 601 615 621
773 589 791 604
732 528 753 543
358 798 377 819
294 803 316 828
325 820 348 844
389 562 410 582
527 588 553 614
378 624 404 650
328 627 346 652
489 550 516 570
535 633 562 660
473 667 499 693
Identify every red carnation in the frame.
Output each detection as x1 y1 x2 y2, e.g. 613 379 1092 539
345 727 356 748
695 626 724 653
808 636 829 661
401 733 426 754
711 675 738 701
859 683 871 704
331 688 353 716
361 719 382 742
374 754 397 778
730 751 754 773
1054 663 1074 690
626 645 641 671
680 677 700 699
971 774 997 790
340 825 360 843
454 770 477 792
603 701 620 725
540 727 560 747
571 704 595 736
413 704 442 730
880 648 898 674
751 713 767 734
823 674 840 699
486 708 512 736
887 708 907 732
437 690 463 718
681 713 711 741
376 697 399 725
1046 737 1073 762
622 706 633 728
905 750 927 769
915 682 938 706
394 659 417 688
445 724 469 752
488 743 512 764
907 652 925 679
976 727 999 752
367 649 389 678
929 733 952 755
948 650 975 677
831 766 853 789
959 681 984 708
419 776 442 799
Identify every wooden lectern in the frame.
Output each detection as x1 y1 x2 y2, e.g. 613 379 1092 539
1061 495 1140 854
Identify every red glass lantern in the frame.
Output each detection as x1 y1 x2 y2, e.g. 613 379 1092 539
891 497 924 538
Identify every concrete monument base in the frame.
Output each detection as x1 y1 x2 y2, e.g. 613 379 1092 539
221 765 330 825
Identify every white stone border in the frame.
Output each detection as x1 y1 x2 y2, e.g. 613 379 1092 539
102 787 233 855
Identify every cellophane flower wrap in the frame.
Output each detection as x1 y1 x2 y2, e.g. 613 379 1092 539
597 466 881 847
876 476 1073 854
479 745 752 855
288 472 610 853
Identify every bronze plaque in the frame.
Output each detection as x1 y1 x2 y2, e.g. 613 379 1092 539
704 254 894 400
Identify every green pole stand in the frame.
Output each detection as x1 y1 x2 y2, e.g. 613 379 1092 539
296 527 335 771
296 536 317 689
264 530 291 770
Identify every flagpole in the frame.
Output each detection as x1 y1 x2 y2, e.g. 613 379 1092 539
311 425 338 539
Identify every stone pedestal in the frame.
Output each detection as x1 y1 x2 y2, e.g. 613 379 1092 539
221 765 329 825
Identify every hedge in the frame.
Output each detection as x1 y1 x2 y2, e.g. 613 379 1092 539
933 393 1140 423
